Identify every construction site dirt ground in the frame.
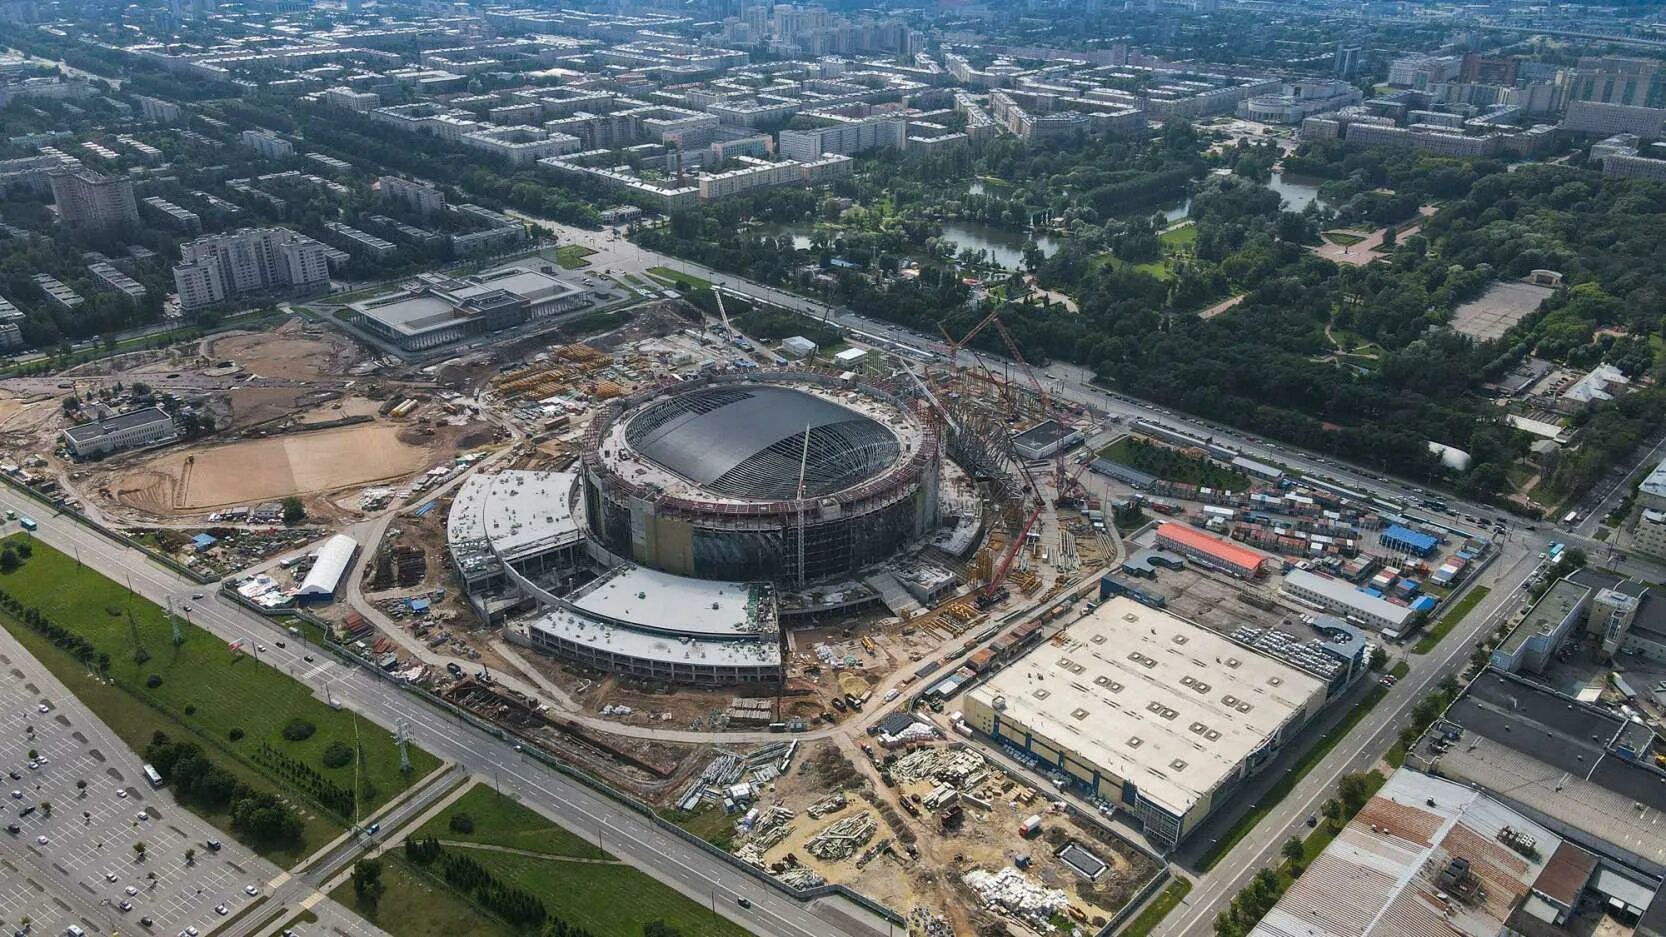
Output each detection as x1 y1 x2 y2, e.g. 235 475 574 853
206 323 361 381
732 742 1158 936
96 419 485 518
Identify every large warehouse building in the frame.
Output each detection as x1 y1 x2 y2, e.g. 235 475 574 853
582 372 939 585
961 596 1328 849
1155 522 1270 579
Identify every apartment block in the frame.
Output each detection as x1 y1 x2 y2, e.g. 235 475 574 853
172 227 330 312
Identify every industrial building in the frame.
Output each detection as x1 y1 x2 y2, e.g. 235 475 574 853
582 372 939 586
1010 419 1084 461
1490 568 1666 670
1281 567 1417 634
348 263 591 353
296 534 357 600
1378 523 1438 557
1408 669 1666 876
1155 522 1270 579
961 596 1329 849
60 406 176 459
1250 768 1664 937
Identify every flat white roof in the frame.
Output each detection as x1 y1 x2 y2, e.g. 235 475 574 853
524 604 783 668
1283 568 1415 627
447 470 583 567
966 596 1326 818
568 563 776 638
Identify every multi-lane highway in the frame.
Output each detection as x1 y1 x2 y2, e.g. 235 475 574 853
0 486 883 937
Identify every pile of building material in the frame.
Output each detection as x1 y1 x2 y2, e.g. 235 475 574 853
735 805 797 865
676 743 798 813
892 747 986 785
806 792 848 819
908 907 955 937
878 720 941 749
806 811 878 860
776 867 826 889
961 867 1069 927
725 697 774 725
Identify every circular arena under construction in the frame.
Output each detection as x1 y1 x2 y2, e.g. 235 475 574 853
582 371 941 586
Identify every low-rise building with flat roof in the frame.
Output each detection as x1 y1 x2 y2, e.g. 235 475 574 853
1408 669 1666 875
1157 521 1271 579
1282 567 1416 633
349 263 590 354
961 595 1328 849
1011 419 1083 461
1250 768 1629 937
61 406 176 459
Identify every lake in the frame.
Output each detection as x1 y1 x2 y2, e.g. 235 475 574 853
939 220 1061 269
758 219 1060 270
1266 170 1326 212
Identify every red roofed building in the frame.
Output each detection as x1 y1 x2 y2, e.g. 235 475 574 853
1155 521 1270 578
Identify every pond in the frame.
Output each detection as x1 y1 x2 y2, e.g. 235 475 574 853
1266 170 1327 212
939 220 1061 269
756 219 1061 270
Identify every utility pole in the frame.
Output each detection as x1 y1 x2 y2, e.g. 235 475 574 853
396 719 411 775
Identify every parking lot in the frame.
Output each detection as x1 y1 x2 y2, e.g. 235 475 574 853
0 634 272 937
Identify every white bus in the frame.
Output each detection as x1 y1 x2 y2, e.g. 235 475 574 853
142 763 163 788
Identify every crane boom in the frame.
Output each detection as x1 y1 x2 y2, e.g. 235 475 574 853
984 502 1044 601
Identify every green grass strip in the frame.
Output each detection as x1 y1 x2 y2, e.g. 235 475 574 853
1120 878 1193 937
1411 585 1492 654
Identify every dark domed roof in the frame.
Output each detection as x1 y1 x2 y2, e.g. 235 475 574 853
623 385 900 500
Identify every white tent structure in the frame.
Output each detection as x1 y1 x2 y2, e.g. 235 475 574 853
297 534 357 599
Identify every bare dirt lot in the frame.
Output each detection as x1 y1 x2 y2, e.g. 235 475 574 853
109 422 441 513
207 328 355 381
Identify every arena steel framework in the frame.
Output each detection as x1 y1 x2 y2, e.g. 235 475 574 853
582 371 940 586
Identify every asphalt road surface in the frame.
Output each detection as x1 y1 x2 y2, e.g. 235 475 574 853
0 619 382 937
0 486 884 937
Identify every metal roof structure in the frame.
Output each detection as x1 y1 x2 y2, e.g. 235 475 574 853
1252 769 1576 937
622 384 900 501
446 470 583 579
1420 670 1666 869
297 534 356 597
62 405 173 443
567 563 776 638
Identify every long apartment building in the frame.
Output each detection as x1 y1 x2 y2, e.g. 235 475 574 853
172 227 331 312
778 112 905 161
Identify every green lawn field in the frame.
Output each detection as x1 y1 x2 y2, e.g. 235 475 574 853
0 536 437 853
393 782 753 937
333 856 511 937
414 783 605 858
